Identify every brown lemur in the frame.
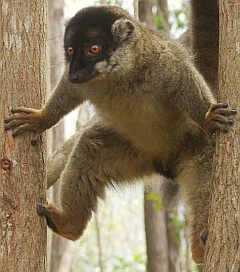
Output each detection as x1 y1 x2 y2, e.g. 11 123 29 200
4 5 237 264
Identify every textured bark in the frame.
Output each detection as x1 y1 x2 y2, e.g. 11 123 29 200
47 1 75 271
204 1 240 271
0 1 47 271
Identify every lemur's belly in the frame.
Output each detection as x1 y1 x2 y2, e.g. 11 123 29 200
92 85 187 159
97 102 184 159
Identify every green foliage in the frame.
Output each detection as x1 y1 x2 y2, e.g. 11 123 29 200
172 4 187 30
155 12 165 30
111 252 146 272
168 212 184 242
192 263 203 272
146 191 162 211
146 192 184 243
169 0 188 35
154 0 188 35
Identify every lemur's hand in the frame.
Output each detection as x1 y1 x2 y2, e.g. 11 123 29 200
4 107 47 145
204 103 237 136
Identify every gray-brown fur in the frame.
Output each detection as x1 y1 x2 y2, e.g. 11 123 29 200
5 5 236 264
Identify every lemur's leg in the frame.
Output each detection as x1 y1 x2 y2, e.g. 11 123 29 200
178 146 214 264
38 121 155 240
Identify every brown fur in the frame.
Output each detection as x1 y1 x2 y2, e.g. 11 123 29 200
5 5 236 264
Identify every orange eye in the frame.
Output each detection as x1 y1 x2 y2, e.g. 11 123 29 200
89 44 101 55
67 47 74 55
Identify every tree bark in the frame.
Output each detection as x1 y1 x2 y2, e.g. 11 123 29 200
47 1 76 271
144 185 170 272
0 1 47 271
144 178 180 272
138 0 155 27
204 1 240 271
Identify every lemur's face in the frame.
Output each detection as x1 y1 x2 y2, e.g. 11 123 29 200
64 6 135 83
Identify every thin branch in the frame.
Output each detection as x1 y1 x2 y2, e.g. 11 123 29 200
95 213 104 272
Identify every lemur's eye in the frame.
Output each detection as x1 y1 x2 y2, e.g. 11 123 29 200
67 47 74 55
89 44 101 55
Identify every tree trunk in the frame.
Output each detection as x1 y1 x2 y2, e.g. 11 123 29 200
0 1 47 271
138 0 155 27
47 1 75 271
144 185 170 272
144 178 180 272
190 0 219 91
204 1 240 271
156 0 169 32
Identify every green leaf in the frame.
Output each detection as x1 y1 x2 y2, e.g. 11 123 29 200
147 192 162 211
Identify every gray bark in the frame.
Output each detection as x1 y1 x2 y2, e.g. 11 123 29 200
0 1 47 271
204 1 240 271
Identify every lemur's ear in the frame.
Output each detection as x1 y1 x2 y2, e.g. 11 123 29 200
112 19 135 42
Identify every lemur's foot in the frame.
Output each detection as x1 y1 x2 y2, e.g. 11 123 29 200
37 202 84 241
191 242 204 264
191 228 208 264
204 103 237 136
37 203 59 233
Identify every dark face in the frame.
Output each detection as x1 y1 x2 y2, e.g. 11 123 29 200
64 7 122 84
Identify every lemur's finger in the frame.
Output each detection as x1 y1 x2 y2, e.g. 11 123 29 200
4 119 28 130
11 107 37 114
31 132 41 145
12 124 32 137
